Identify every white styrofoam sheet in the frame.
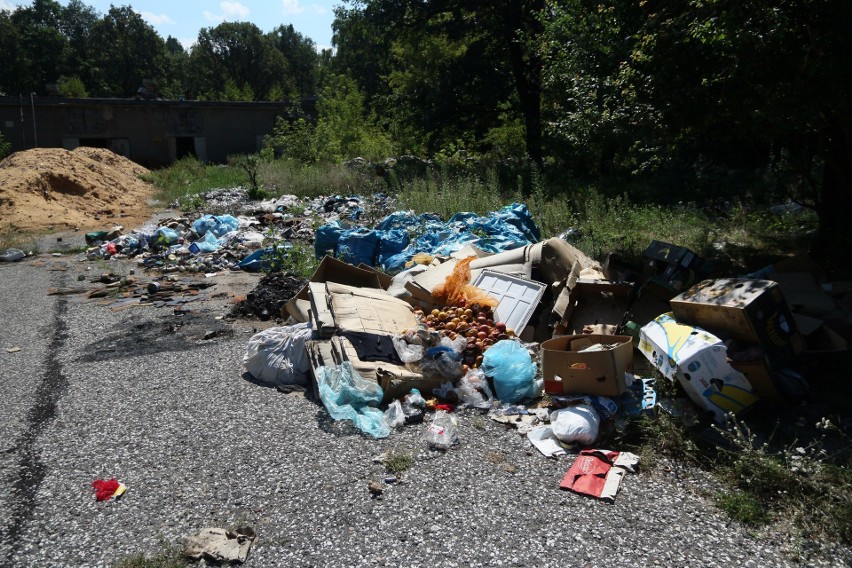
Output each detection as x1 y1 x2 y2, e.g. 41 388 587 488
472 270 546 332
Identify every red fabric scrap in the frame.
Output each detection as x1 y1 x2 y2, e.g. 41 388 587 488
434 403 455 412
92 478 120 501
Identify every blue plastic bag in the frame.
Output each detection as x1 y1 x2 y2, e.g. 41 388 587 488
191 230 221 253
154 226 179 245
316 362 390 438
481 340 536 404
315 221 344 258
336 227 379 266
193 214 239 238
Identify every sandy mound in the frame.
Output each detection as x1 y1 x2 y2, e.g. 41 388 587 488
0 147 158 233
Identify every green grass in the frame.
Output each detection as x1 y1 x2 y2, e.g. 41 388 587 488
142 156 249 208
259 158 385 198
384 451 414 475
112 548 187 568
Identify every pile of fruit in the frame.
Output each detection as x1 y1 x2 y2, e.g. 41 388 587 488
413 299 515 368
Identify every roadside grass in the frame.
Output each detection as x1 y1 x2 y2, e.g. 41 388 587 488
143 156 816 273
384 451 414 475
142 157 247 208
0 224 40 253
112 546 187 568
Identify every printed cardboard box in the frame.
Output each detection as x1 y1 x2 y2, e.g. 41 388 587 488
670 278 804 367
639 313 758 423
541 334 633 397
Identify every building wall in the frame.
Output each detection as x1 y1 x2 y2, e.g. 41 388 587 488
0 96 315 167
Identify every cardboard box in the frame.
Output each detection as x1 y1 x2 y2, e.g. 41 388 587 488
643 240 704 291
286 256 383 321
554 279 633 336
639 313 758 423
541 334 633 397
670 278 805 367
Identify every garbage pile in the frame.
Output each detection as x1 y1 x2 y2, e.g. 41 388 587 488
241 211 851 498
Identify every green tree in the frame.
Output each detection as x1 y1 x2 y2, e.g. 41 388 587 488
268 24 319 97
57 74 87 97
188 22 291 101
314 74 393 162
158 36 190 99
90 6 165 96
336 0 545 163
6 0 67 95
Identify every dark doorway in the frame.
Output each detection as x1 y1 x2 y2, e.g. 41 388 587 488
175 137 196 159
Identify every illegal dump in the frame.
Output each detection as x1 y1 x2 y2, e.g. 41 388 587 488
3 150 852 562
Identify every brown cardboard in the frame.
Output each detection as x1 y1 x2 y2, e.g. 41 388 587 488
325 282 417 335
770 272 836 317
286 256 383 321
671 278 805 366
793 313 849 353
358 263 394 290
730 359 782 401
541 334 633 397
555 280 633 336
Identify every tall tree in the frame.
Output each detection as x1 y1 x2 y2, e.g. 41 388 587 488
6 0 66 95
334 0 545 163
90 6 165 97
268 24 318 97
188 22 291 101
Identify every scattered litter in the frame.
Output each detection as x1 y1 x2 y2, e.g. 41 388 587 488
0 249 26 262
559 449 639 502
92 478 126 501
6 346 21 353
184 526 256 564
527 426 568 458
425 410 458 450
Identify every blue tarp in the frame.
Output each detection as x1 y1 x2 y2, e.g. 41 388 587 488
314 203 540 272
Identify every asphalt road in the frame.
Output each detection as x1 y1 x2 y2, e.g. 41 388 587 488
0 255 848 567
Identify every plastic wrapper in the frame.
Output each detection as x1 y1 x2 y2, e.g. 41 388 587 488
425 410 458 450
384 400 406 429
316 362 390 438
456 368 495 409
422 346 463 380
392 335 424 364
550 404 600 446
481 340 537 404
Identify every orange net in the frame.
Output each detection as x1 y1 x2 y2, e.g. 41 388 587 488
431 257 499 308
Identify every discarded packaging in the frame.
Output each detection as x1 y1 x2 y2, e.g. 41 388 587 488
638 313 758 423
550 405 600 446
560 449 639 502
243 323 312 387
481 340 538 404
92 478 126 501
670 278 804 367
541 335 633 397
184 526 256 564
316 362 390 438
425 410 458 449
527 426 567 458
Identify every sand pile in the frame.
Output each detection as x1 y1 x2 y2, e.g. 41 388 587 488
0 147 158 233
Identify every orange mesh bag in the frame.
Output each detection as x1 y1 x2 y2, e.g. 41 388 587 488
431 257 499 308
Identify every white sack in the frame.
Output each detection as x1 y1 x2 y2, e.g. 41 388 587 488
550 404 601 446
243 322 312 386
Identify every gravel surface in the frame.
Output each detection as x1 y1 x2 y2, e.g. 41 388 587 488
1 256 850 568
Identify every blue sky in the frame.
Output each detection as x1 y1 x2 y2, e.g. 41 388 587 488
1 0 341 51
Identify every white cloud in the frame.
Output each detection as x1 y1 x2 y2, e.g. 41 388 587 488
221 1 250 19
139 11 175 26
282 0 327 16
204 2 250 23
282 0 305 15
0 0 16 12
202 10 222 23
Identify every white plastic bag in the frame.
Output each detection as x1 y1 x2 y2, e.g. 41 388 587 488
243 322 312 386
384 400 406 429
425 410 458 450
549 404 600 446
